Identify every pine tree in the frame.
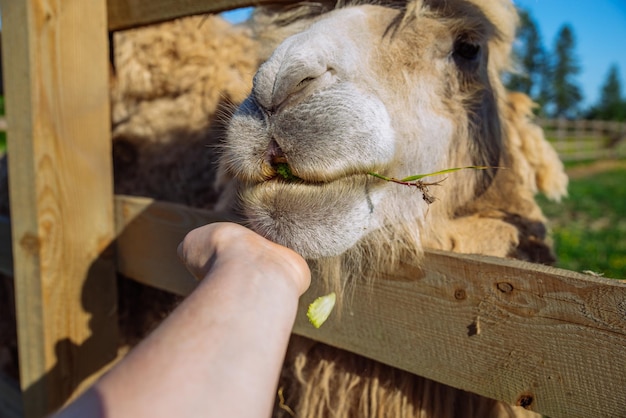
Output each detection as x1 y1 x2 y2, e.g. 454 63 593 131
549 24 583 118
588 64 626 121
506 9 546 101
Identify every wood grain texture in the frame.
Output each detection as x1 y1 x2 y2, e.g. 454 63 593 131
113 195 626 418
107 0 296 31
294 253 626 418
0 0 119 415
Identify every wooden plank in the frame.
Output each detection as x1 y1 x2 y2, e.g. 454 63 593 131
113 194 626 418
0 0 119 416
107 0 297 31
294 253 626 418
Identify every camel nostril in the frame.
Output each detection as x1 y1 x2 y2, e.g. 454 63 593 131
264 139 301 182
267 139 288 166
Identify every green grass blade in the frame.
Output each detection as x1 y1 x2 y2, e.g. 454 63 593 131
399 166 491 182
367 172 392 181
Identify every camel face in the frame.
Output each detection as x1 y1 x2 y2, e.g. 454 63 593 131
221 3 511 259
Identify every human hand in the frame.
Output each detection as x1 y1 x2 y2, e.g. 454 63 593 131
177 222 311 296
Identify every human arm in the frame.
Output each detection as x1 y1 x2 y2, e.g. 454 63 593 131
54 222 310 418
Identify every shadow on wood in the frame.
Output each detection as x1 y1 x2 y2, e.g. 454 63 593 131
18 244 119 415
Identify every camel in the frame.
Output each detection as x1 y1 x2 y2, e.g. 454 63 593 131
218 0 567 286
216 1 567 416
0 1 568 416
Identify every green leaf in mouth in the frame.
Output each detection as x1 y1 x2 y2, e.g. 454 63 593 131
275 163 301 182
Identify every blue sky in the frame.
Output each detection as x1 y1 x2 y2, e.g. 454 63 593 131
514 0 626 107
225 1 626 108
221 8 254 24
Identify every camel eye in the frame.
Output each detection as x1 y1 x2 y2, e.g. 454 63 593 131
453 40 481 61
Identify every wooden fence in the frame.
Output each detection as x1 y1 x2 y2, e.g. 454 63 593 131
538 118 626 161
0 1 625 418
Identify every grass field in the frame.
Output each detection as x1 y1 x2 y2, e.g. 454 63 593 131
537 161 626 280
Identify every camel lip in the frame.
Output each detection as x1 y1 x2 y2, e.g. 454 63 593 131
255 171 380 190
263 174 332 186
265 175 309 185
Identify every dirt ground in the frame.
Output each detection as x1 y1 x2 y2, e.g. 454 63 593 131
565 159 626 179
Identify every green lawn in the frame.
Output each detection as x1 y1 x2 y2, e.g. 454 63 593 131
537 164 626 279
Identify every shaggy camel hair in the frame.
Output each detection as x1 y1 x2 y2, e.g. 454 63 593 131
0 1 567 416
217 1 567 417
109 14 262 208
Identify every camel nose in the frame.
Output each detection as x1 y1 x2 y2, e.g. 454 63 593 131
252 34 335 111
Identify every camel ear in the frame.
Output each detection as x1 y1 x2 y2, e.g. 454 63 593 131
504 92 568 201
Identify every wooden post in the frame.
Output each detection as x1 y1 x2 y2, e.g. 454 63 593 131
0 0 119 416
107 0 296 30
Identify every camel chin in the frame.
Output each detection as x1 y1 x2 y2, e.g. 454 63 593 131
241 178 384 258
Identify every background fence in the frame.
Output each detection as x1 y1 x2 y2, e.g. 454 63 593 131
539 118 626 161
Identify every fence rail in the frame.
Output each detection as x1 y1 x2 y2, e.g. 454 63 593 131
111 196 626 418
538 118 626 161
107 0 294 30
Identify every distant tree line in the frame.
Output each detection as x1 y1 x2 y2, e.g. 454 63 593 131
505 8 626 121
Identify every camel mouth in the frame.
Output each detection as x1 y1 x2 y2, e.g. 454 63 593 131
272 162 304 183
261 162 382 189
264 171 368 187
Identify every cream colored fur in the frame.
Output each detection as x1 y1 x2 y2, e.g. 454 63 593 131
109 15 261 207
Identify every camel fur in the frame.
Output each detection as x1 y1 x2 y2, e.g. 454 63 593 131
110 14 261 208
